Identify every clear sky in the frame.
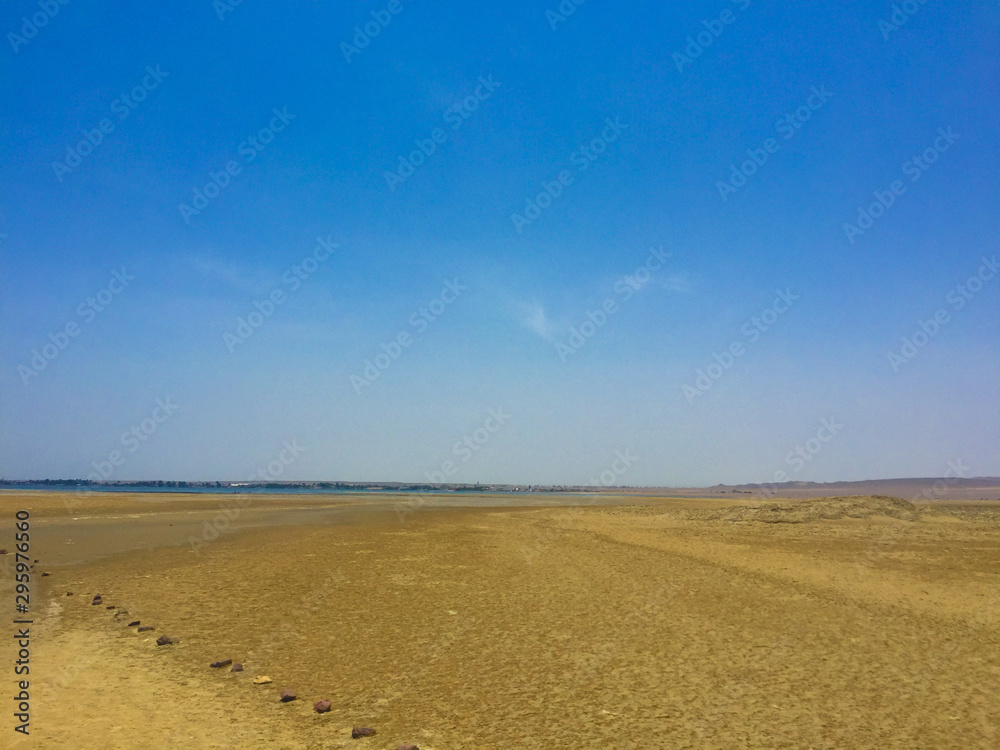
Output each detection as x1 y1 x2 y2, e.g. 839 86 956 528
1 1 997 486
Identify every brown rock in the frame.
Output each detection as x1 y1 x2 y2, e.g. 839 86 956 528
352 727 376 738
313 699 331 713
210 659 232 668
155 635 179 646
279 689 296 702
0 549 7 555
252 675 272 685
106 605 116 609
41 572 50 577
231 663 243 672
396 745 420 750
137 626 154 632
128 620 140 627
91 596 103 605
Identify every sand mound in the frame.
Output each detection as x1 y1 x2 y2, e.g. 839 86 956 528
715 495 920 524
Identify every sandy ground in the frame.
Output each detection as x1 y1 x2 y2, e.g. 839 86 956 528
1 492 998 749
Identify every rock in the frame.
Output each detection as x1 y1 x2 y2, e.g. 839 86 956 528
137 626 154 632
352 727 376 738
231 663 243 672
0 549 7 555
313 699 331 713
252 676 272 685
128 620 140 627
396 745 420 750
279 689 296 702
106 605 116 609
66 592 73 596
210 659 232 668
41 572 50 577
92 595 103 605
155 635 179 646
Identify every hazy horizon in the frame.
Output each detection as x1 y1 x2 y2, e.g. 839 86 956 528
3 2 998 487
4 474 1000 490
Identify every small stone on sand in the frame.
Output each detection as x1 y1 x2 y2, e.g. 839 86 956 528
155 635 179 646
396 744 420 750
313 699 331 713
279 689 296 702
137 626 154 632
252 676 272 685
128 620 140 627
231 663 243 672
352 726 376 738
210 659 232 668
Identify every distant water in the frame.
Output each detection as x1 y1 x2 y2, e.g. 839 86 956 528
0 483 548 496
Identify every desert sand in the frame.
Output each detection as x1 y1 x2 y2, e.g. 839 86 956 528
1 491 998 749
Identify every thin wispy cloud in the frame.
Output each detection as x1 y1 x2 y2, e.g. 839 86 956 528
189 255 279 296
508 298 560 341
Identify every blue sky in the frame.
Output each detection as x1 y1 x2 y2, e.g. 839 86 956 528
1 1 998 486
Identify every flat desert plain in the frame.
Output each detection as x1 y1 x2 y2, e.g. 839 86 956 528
1 491 998 749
